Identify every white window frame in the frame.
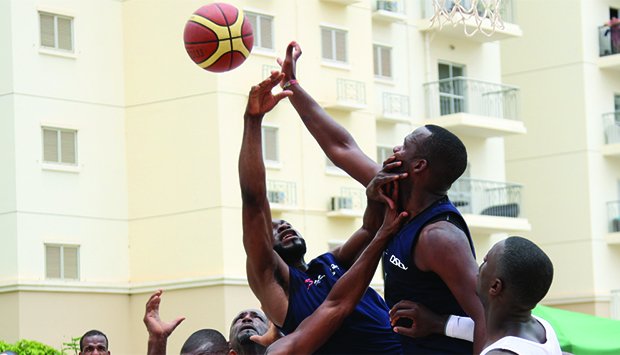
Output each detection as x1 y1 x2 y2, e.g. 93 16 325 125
262 124 280 168
376 145 394 164
38 10 74 53
245 10 275 52
320 25 348 64
45 244 80 280
373 44 393 79
42 126 78 166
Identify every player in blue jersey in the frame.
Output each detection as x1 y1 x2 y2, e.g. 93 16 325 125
239 71 405 354
277 41 486 354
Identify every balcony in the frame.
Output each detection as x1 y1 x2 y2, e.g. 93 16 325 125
327 187 366 218
606 201 620 244
377 92 411 123
267 180 297 212
602 112 620 156
423 77 526 137
320 0 362 5
417 0 522 42
322 78 367 111
448 177 531 235
373 0 407 23
598 25 620 70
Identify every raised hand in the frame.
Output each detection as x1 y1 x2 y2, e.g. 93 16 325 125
389 300 448 338
249 322 282 347
144 290 185 341
276 41 302 85
245 71 293 118
366 156 408 210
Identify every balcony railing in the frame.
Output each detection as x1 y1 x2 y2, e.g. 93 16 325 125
376 0 404 13
603 112 620 144
422 0 516 23
607 201 620 233
448 177 523 218
267 180 296 206
336 78 366 106
382 92 410 118
423 77 520 120
599 25 620 57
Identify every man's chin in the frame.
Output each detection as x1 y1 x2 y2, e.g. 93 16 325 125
237 329 258 344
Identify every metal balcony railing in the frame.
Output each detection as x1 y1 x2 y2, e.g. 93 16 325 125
603 112 620 144
423 77 520 120
382 92 410 118
599 25 620 57
376 0 404 13
266 180 297 206
448 177 523 218
607 201 620 233
422 0 516 23
336 78 366 106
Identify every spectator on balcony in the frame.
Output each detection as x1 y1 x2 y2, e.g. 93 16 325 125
238 71 404 354
277 41 485 354
605 17 620 54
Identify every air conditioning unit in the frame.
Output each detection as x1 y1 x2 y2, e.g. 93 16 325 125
268 190 286 204
330 196 353 211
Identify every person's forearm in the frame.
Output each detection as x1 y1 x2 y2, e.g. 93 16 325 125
147 336 167 355
361 199 385 239
239 114 267 201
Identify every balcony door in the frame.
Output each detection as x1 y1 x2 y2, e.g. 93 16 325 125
438 62 466 116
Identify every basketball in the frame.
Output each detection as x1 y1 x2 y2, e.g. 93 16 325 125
183 3 253 73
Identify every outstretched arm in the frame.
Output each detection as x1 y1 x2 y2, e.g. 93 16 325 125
264 185 409 355
144 290 185 355
278 41 380 186
239 72 293 326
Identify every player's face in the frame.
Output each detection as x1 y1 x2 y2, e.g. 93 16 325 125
476 240 504 307
392 127 431 174
79 335 109 355
229 309 270 349
272 219 307 263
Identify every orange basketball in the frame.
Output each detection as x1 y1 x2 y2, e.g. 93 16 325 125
183 3 254 72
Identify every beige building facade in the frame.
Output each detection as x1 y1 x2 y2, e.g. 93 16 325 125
1 0 536 353
501 0 620 318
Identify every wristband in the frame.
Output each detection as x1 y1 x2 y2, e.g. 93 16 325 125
282 79 298 90
445 315 475 342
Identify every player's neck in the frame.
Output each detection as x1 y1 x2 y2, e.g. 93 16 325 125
485 303 536 343
402 190 445 218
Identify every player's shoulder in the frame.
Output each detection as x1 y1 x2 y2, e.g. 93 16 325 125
419 219 466 245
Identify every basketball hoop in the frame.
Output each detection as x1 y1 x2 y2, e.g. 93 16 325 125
429 0 505 37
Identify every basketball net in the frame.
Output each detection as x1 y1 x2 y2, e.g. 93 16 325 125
429 0 505 37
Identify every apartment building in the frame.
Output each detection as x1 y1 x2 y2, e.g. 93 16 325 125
0 0 528 352
501 0 620 318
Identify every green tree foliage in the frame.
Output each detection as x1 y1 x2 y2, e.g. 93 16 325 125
0 339 63 355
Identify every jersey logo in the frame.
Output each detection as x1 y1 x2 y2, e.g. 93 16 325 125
389 254 408 270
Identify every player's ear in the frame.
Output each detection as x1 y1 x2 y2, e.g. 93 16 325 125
489 278 503 296
412 158 427 172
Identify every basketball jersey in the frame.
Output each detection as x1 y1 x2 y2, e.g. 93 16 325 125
480 316 563 355
280 253 402 355
382 196 475 354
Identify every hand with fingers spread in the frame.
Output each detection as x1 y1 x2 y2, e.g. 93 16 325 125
245 71 293 119
144 289 185 355
249 321 283 348
366 156 408 210
389 300 448 339
277 41 302 85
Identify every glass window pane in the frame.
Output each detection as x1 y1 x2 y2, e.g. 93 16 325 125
43 129 59 162
615 94 620 112
381 47 391 77
262 127 278 162
260 16 273 49
63 247 79 279
57 17 72 51
438 63 450 80
453 65 464 77
46 246 61 278
335 30 347 62
247 13 258 46
40 13 55 48
60 131 76 164
321 28 333 60
373 46 380 75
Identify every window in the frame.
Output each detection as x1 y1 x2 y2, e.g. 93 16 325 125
376 146 393 164
325 156 344 173
42 127 77 165
373 45 392 78
245 12 274 50
321 27 347 63
262 125 279 162
45 244 79 280
438 62 466 115
615 94 620 112
39 12 73 51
